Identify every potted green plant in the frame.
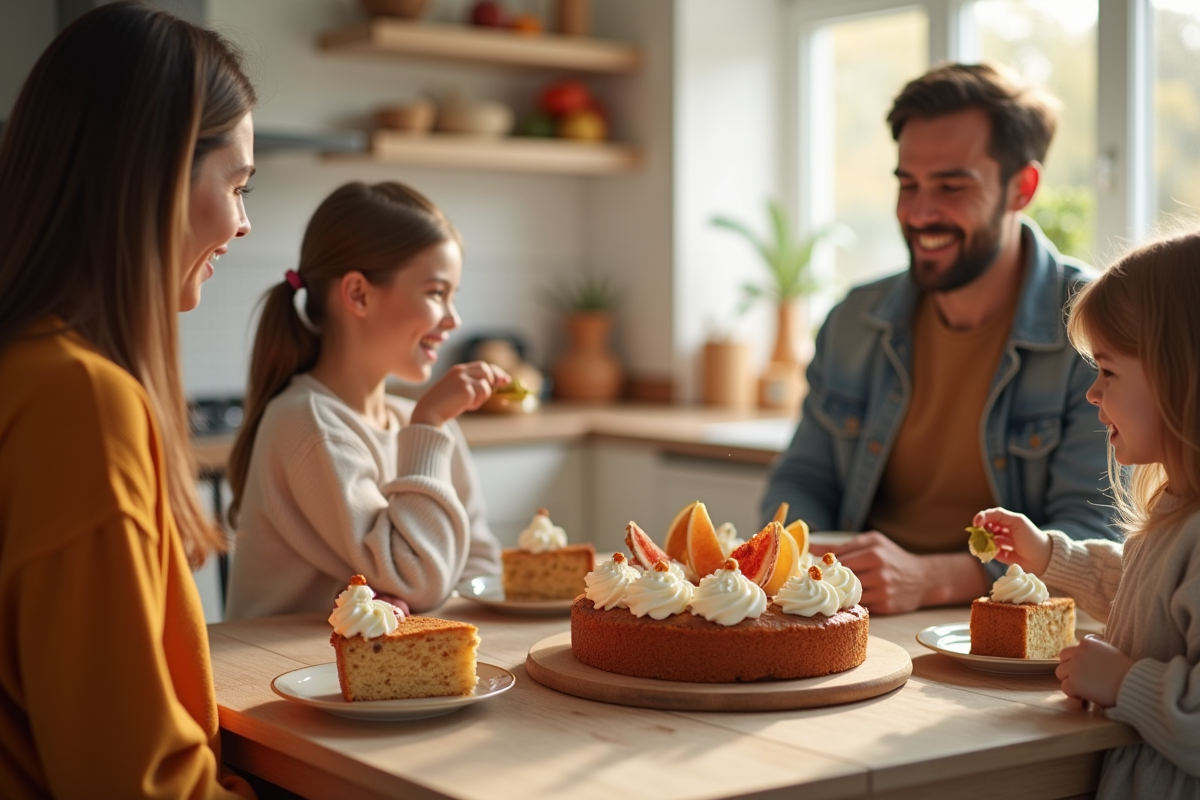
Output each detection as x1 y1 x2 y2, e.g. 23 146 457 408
542 274 624 402
711 200 851 409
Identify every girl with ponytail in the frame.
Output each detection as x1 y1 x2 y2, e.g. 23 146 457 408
224 181 503 620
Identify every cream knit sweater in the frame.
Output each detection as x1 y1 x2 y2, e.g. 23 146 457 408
224 374 500 620
1043 495 1200 799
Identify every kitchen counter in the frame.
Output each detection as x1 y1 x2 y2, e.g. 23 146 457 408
191 403 798 473
210 601 1137 800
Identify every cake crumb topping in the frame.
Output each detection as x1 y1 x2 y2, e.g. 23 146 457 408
809 565 824 580
723 557 739 571
613 552 626 563
653 560 670 572
350 574 368 586
822 553 835 566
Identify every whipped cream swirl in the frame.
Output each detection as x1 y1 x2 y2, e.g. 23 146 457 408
623 562 694 620
689 559 767 626
990 563 1049 604
775 565 841 617
714 522 744 558
328 576 401 638
818 552 862 609
585 553 640 610
518 508 567 553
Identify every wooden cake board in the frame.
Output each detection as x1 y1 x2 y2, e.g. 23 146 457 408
526 632 911 712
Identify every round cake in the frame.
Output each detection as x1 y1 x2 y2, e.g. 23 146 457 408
570 597 869 683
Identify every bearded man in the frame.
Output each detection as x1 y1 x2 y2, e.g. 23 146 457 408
762 62 1118 614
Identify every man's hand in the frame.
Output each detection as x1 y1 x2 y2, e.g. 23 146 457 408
1056 634 1134 708
828 531 988 614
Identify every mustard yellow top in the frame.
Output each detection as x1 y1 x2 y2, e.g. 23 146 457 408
866 293 1016 553
0 321 252 799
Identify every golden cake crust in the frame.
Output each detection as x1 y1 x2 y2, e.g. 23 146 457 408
502 543 596 600
570 596 868 683
330 615 480 701
969 596 1076 659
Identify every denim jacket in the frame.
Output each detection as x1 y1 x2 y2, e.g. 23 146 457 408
762 220 1119 561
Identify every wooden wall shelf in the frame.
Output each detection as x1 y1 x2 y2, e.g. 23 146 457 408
325 131 639 175
320 18 641 74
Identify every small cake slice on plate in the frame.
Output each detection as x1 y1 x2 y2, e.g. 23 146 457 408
969 563 1075 659
329 575 479 701
501 508 595 601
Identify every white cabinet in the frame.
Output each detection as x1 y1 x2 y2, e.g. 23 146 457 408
587 439 772 553
471 441 586 548
657 455 771 541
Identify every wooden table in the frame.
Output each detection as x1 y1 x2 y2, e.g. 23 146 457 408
210 601 1138 800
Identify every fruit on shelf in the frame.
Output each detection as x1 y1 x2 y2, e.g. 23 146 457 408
510 13 542 34
470 0 504 27
518 112 557 138
557 108 606 141
540 79 591 116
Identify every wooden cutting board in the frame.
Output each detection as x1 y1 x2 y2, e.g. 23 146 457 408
525 632 911 712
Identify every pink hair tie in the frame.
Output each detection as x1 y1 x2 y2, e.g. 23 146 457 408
284 269 304 291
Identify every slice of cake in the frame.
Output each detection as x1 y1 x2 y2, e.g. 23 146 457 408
969 564 1075 659
501 508 596 601
329 575 479 701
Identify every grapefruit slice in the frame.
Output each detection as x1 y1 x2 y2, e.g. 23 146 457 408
663 501 698 566
625 521 670 570
687 502 726 579
770 501 789 525
785 518 810 560
762 528 800 595
728 522 782 587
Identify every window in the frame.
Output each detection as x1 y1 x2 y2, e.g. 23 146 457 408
974 0 1098 260
1153 0 1200 225
813 9 928 297
790 0 1163 304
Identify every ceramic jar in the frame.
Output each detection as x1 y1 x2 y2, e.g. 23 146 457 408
553 312 623 401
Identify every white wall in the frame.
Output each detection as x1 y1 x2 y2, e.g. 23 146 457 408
672 0 784 401
1 0 791 403
185 0 598 396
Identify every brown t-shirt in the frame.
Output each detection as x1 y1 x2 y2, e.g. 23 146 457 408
865 293 1017 554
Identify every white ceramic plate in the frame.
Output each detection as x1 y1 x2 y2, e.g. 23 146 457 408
916 622 1061 674
271 662 515 721
455 575 574 616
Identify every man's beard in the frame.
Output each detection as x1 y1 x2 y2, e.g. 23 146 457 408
906 196 1006 293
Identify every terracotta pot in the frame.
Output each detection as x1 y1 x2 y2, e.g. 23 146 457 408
702 341 753 410
553 312 623 401
759 300 811 411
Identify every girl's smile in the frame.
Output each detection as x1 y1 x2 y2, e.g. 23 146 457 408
1086 346 1163 467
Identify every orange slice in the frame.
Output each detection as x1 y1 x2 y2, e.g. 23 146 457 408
663 501 698 566
728 522 782 587
770 501 789 525
687 502 726 579
785 518 810 561
763 528 800 595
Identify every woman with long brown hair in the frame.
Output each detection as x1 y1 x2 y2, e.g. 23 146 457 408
0 3 256 797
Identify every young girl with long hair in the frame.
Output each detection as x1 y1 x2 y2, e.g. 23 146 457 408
975 231 1200 797
223 181 503 621
0 3 256 797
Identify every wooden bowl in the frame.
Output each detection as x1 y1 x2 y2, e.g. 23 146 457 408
436 101 514 137
360 0 429 18
374 100 435 133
